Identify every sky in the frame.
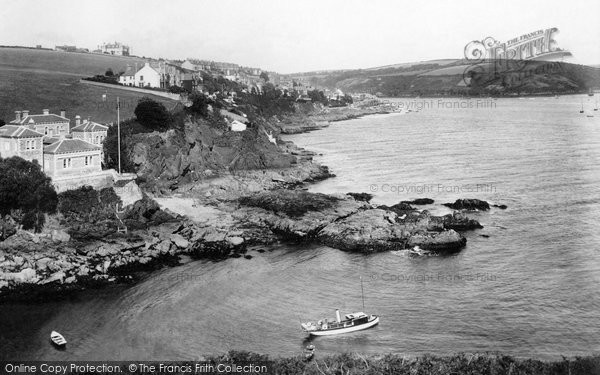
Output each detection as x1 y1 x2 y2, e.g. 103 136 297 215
1 0 599 73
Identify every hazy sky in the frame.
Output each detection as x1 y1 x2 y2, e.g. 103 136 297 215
1 0 599 73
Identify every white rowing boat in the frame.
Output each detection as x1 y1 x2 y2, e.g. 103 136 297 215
50 331 67 347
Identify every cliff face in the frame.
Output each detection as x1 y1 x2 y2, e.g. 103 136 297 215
127 117 296 191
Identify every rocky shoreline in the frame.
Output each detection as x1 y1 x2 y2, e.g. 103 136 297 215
0 104 499 302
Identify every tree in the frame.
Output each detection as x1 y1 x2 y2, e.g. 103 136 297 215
260 71 270 82
105 68 114 76
134 97 171 131
0 119 5 126
187 92 210 117
0 157 58 232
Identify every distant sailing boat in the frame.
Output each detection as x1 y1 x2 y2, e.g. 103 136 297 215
580 100 584 114
300 277 379 336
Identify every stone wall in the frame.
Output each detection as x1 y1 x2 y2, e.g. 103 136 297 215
80 79 181 101
51 170 116 192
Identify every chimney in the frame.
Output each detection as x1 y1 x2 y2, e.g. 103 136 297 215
15 111 21 122
43 109 49 115
335 309 341 323
75 115 81 126
60 109 66 118
22 110 29 118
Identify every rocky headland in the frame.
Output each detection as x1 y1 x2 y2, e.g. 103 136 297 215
0 103 493 301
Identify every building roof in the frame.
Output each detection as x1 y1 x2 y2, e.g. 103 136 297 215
0 125 44 138
44 139 101 154
71 121 108 133
43 136 62 145
11 114 69 125
121 65 137 77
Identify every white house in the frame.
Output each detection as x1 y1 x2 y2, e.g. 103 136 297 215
119 66 137 86
134 62 161 88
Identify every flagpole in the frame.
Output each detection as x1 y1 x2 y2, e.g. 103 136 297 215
117 96 121 175
360 276 365 311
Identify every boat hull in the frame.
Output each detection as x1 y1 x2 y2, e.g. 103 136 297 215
308 316 379 336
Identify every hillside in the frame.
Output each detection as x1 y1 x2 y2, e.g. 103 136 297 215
0 48 174 124
294 59 600 96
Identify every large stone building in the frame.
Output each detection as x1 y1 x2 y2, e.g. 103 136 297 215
99 42 130 56
0 125 44 164
0 109 113 191
71 117 108 146
42 139 102 178
10 109 70 138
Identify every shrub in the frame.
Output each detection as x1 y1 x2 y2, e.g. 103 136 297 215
134 97 171 131
187 92 210 117
239 190 339 217
0 157 57 232
168 85 187 94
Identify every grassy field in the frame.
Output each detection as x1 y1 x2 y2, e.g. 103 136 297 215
0 48 175 124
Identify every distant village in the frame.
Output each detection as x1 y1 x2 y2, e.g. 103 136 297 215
0 41 363 193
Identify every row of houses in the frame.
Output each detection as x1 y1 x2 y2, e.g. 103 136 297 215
0 110 107 181
119 62 199 92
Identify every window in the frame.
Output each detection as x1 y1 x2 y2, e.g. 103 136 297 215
140 75 144 81
85 156 92 166
44 127 48 135
63 158 72 168
26 140 30 150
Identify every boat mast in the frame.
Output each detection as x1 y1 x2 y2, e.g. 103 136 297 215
360 276 365 311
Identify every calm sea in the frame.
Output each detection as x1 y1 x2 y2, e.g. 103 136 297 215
2 96 599 360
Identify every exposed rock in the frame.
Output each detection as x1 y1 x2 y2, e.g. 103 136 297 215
227 236 244 246
103 260 112 273
443 199 490 211
78 265 90 276
35 257 53 271
493 204 508 209
401 198 434 205
378 202 416 215
407 230 467 251
170 233 190 249
318 209 406 252
346 192 374 202
438 212 483 231
40 271 66 285
51 229 71 243
4 268 36 283
157 240 172 254
13 256 24 267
